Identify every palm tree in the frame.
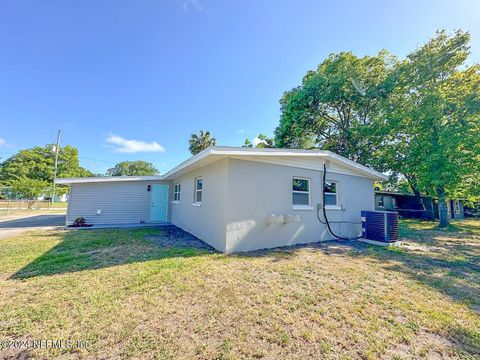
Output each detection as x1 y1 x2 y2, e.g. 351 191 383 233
189 130 217 155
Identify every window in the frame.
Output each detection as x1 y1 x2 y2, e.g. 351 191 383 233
378 195 385 208
324 181 338 207
194 177 203 204
173 184 181 202
455 201 460 212
292 177 311 208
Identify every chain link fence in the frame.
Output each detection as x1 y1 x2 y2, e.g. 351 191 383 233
0 200 52 215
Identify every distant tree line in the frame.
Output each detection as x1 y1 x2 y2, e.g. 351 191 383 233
0 146 160 200
106 161 159 176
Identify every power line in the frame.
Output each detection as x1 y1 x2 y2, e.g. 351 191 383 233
79 157 114 165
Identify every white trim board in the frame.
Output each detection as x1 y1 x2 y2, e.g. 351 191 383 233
56 176 163 185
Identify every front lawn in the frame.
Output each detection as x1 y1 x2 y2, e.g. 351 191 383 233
0 221 479 359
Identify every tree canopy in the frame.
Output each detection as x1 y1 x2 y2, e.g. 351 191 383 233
0 144 93 199
106 161 159 176
272 30 480 226
243 134 275 148
376 30 480 226
274 50 395 164
189 130 216 155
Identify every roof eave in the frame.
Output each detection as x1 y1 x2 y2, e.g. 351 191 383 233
55 175 164 185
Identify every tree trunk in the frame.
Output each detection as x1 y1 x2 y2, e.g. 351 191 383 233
412 187 426 211
405 174 426 210
436 186 449 228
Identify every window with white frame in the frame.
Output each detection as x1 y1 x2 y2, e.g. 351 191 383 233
378 195 385 208
324 181 338 207
194 177 203 204
173 184 181 202
292 177 310 207
455 201 460 212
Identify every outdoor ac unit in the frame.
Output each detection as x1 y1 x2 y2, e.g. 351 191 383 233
361 210 399 242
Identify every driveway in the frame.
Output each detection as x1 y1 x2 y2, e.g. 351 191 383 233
0 213 65 239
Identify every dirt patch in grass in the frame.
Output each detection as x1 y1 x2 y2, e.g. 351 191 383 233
0 221 479 359
145 225 216 251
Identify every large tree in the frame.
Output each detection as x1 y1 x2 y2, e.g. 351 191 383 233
274 51 395 165
9 177 51 200
0 144 93 199
189 130 216 155
106 160 159 176
378 30 480 226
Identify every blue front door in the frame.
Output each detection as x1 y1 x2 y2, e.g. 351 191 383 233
150 184 169 222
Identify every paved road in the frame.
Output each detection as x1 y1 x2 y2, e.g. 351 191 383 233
0 213 65 239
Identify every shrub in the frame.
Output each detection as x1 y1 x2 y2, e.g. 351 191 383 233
73 217 86 227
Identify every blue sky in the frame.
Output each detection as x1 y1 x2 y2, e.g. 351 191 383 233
1 0 479 174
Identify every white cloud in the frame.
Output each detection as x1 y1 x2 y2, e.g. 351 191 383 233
252 137 264 146
182 0 203 12
237 129 245 135
105 134 165 154
0 138 13 148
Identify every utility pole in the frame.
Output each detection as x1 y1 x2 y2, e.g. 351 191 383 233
52 130 61 204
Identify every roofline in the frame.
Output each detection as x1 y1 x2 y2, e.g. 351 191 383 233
161 146 387 181
375 190 466 201
375 190 427 197
55 175 163 185
56 146 388 184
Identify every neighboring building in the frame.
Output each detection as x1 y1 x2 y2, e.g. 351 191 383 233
375 191 435 220
57 147 387 253
375 191 464 220
437 198 465 220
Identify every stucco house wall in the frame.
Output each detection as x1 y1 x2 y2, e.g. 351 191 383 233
224 158 375 252
67 180 172 226
170 158 229 252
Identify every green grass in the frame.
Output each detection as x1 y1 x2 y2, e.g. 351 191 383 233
0 221 479 359
0 208 66 217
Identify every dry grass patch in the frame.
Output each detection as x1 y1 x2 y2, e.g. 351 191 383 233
0 221 479 359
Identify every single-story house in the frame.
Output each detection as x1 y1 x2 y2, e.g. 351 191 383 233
375 191 464 220
57 147 387 253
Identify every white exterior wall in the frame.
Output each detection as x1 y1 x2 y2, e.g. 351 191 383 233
224 159 375 253
170 159 229 252
67 180 172 225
